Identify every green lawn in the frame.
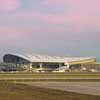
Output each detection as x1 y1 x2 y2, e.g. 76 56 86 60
0 81 100 100
0 72 100 78
0 72 100 74
0 75 100 78
0 72 100 82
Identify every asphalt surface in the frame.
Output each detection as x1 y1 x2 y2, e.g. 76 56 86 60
23 82 100 96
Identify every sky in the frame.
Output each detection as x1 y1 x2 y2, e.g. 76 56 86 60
0 0 100 61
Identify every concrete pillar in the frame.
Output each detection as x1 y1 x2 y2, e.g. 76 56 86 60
29 63 32 71
59 64 61 67
39 63 42 69
64 63 70 69
30 63 32 69
67 63 70 69
59 63 61 71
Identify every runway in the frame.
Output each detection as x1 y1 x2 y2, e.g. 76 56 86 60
22 82 100 95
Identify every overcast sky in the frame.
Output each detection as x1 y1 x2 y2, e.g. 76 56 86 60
0 0 100 61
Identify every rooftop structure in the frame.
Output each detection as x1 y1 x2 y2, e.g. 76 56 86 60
3 53 96 64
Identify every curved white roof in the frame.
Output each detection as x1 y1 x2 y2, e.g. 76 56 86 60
4 52 96 63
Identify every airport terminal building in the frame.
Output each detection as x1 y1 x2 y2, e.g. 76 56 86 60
2 53 99 72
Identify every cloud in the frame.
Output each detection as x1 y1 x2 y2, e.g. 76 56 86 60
0 0 20 12
67 0 100 15
0 27 31 41
1 0 100 33
14 11 69 24
39 0 100 16
41 0 66 6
